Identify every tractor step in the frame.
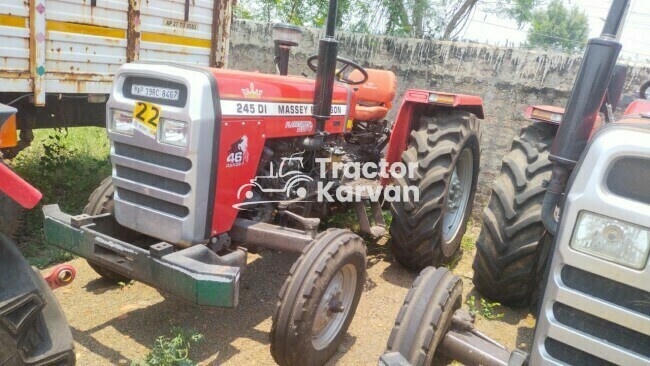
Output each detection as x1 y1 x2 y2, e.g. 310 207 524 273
42 205 244 308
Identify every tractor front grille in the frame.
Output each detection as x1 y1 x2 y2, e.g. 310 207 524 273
116 188 190 218
114 142 192 172
115 165 191 196
538 263 650 365
110 138 199 245
552 301 650 359
106 65 219 246
544 338 616 366
562 265 650 317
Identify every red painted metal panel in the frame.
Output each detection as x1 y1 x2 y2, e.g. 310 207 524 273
0 163 42 209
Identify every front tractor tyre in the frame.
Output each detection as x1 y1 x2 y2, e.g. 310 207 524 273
472 122 556 307
270 229 367 366
385 267 462 365
389 111 480 270
83 177 131 283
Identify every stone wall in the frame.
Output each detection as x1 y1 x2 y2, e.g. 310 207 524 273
227 20 650 220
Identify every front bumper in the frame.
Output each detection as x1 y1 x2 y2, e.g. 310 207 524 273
42 205 244 308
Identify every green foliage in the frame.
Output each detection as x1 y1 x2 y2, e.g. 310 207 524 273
460 233 475 252
466 295 504 320
236 0 351 27
478 0 544 28
527 0 589 52
118 280 136 288
133 328 204 366
10 127 111 268
235 0 496 39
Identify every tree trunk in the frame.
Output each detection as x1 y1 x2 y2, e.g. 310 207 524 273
443 0 479 40
412 0 427 38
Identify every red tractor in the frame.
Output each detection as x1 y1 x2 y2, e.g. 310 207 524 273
1 104 76 365
42 1 484 364
472 52 637 307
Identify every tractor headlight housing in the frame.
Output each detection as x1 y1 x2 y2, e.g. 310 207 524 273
570 211 650 270
159 118 188 147
110 109 134 135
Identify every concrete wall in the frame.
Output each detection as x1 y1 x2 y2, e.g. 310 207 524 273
228 20 650 220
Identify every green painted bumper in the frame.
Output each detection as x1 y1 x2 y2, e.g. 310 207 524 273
42 205 242 308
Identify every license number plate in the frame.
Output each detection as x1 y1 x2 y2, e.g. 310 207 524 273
131 84 180 101
133 101 161 138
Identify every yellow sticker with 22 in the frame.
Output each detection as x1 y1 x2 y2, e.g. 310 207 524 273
133 101 161 139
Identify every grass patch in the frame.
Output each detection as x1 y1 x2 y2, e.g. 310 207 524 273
8 127 111 268
133 327 204 366
460 233 476 252
466 295 504 320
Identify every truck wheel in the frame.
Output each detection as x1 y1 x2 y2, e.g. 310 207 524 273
472 122 556 307
83 177 130 283
389 111 480 270
0 193 25 241
385 267 462 366
270 229 366 366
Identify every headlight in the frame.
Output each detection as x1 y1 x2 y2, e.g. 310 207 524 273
110 109 133 135
570 211 650 269
159 118 188 147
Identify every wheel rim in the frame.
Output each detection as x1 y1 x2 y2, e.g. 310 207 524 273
442 148 474 245
312 263 358 350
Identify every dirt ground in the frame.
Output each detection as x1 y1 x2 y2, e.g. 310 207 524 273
44 230 536 365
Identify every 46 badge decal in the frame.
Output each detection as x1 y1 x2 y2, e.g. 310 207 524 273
226 135 249 168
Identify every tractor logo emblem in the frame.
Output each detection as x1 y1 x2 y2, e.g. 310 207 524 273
226 135 249 168
241 82 263 99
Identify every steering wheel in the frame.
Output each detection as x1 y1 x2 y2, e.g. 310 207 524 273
307 55 369 85
640 80 650 99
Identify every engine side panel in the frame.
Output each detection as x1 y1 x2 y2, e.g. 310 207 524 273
209 69 353 235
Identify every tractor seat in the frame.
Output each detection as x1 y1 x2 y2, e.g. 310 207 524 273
350 69 397 121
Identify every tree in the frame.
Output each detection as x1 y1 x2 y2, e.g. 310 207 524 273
442 0 479 40
527 0 589 52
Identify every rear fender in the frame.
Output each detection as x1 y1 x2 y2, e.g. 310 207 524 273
623 99 650 118
384 89 484 178
525 105 565 125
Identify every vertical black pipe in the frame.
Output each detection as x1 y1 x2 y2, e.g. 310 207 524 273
325 0 338 37
601 0 630 38
274 44 291 76
305 0 339 149
548 38 622 167
542 0 630 235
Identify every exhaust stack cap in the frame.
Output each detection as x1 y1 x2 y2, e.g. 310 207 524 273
273 23 303 47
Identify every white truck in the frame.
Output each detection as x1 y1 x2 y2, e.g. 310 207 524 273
0 0 232 155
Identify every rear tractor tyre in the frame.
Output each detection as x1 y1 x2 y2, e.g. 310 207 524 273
270 229 367 366
0 163 27 241
83 177 131 284
472 122 556 307
0 192 25 241
385 267 462 366
389 111 480 270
